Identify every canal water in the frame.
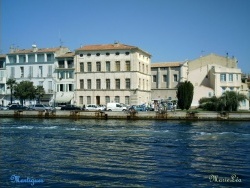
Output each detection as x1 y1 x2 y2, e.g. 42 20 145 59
0 118 249 187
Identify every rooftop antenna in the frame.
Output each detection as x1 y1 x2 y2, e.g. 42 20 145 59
59 30 64 47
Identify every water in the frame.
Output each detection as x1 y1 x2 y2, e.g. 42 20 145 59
0 118 249 187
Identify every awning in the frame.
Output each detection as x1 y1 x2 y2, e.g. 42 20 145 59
55 92 74 103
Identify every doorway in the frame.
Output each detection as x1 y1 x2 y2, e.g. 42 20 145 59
96 96 100 105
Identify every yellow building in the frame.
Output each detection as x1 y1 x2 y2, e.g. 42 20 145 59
74 42 151 106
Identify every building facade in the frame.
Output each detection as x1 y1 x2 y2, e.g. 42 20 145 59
74 43 151 106
184 53 249 110
5 45 70 106
0 55 7 106
55 52 75 106
151 62 182 101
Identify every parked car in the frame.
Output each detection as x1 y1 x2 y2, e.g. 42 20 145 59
61 105 81 111
0 105 8 110
129 105 147 111
30 104 53 111
8 104 28 110
106 103 127 111
85 104 105 111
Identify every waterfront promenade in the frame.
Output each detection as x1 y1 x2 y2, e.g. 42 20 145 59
0 110 249 121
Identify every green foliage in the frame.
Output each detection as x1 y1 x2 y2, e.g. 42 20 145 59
177 81 194 110
199 91 247 112
6 78 17 104
36 85 45 104
14 81 36 105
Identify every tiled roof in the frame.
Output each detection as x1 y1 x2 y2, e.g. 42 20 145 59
76 43 137 51
76 43 151 56
8 47 64 54
57 52 75 58
151 62 182 68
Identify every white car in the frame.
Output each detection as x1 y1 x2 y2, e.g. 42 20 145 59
31 104 54 111
85 104 105 111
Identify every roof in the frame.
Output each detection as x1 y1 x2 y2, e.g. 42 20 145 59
57 52 75 58
76 43 151 56
8 47 65 54
0 54 6 58
151 62 182 68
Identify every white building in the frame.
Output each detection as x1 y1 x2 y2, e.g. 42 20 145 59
0 55 7 106
184 53 249 110
5 45 70 106
74 42 151 106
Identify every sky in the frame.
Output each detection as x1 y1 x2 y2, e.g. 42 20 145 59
1 0 250 73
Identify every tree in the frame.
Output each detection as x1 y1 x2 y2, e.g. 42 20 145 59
13 81 36 105
177 81 194 110
35 86 45 104
199 91 247 112
6 78 17 104
221 91 247 112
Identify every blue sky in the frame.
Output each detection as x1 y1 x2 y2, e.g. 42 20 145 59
1 0 250 73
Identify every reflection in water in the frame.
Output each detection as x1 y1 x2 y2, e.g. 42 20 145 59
0 118 249 187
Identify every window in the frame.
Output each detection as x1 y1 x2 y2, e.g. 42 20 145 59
229 74 233 81
29 66 33 78
87 79 91 89
106 61 110 72
59 84 64 92
125 96 130 105
0 61 4 68
96 79 101 89
126 61 130 71
68 71 73 79
115 79 120 89
126 79 130 89
87 96 91 104
87 62 92 72
47 54 53 62
48 65 52 77
106 79 110 89
96 62 101 72
146 65 148 74
19 55 26 63
96 53 100 56
142 64 144 73
106 52 110 56
79 96 83 104
39 66 43 77
11 67 15 78
153 75 156 82
37 54 44 62
87 53 91 57
115 96 120 103
80 62 84 72
58 60 64 68
115 52 120 56
48 81 53 92
163 75 167 82
174 74 178 82
80 79 84 89
105 96 110 104
116 61 120 71
68 84 74 91
39 81 43 86
79 54 83 57
125 52 130 55
221 87 226 93
220 74 226 82
20 67 24 78
143 79 145 90
139 62 141 72
139 78 141 89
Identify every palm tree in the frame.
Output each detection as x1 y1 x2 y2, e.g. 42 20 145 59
221 91 247 111
35 86 45 104
6 78 17 104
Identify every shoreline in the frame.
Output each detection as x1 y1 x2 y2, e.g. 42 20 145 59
0 110 249 121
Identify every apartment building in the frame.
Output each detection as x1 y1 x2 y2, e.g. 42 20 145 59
0 55 6 106
74 42 151 106
5 45 70 106
151 62 182 101
55 52 75 106
184 53 249 110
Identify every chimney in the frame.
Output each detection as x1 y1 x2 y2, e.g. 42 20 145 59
32 44 38 52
